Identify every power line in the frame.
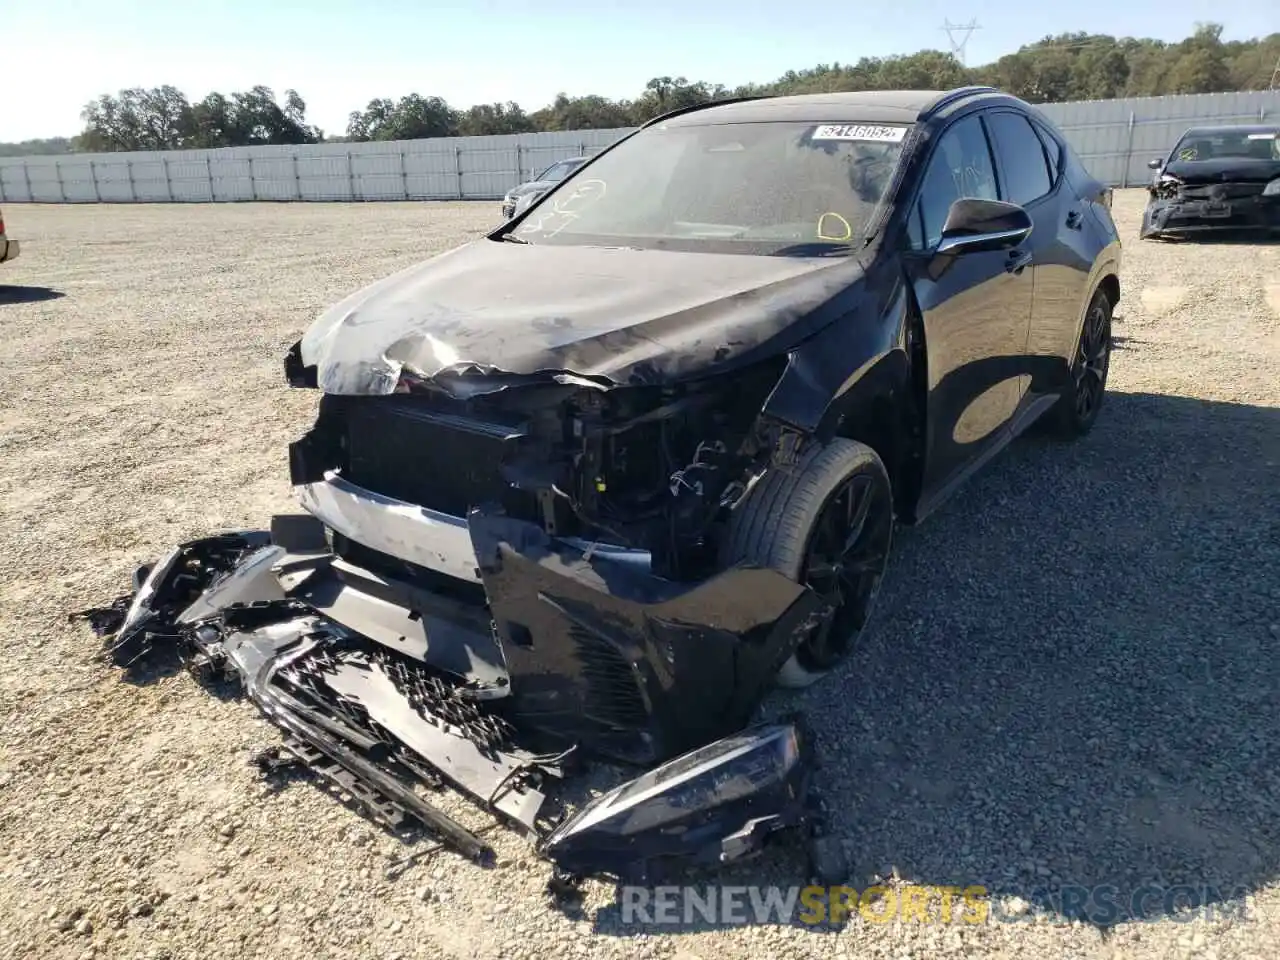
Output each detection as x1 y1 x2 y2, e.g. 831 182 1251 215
941 19 982 66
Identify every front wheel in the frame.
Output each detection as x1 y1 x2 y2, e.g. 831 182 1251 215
721 438 895 689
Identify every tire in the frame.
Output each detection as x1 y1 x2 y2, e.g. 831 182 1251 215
721 438 895 688
1045 285 1113 439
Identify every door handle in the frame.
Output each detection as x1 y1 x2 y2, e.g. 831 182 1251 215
1005 249 1033 274
1065 209 1083 230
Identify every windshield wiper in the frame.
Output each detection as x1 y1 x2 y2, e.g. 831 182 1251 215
770 241 855 257
495 232 529 244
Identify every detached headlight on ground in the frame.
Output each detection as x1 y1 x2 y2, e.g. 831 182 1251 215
538 719 814 883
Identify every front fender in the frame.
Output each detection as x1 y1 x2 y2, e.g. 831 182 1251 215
761 276 911 439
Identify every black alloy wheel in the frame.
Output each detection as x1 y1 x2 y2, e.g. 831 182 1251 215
1074 295 1111 426
1047 287 1113 438
794 471 894 674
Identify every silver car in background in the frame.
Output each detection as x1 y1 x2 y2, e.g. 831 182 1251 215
500 156 588 219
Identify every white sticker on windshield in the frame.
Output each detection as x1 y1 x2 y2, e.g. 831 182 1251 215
811 124 907 143
1246 132 1278 140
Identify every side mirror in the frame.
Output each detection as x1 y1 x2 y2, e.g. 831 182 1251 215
935 198 1033 256
1147 157 1164 170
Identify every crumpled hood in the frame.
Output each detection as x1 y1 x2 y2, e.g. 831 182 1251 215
1162 157 1280 185
300 238 864 395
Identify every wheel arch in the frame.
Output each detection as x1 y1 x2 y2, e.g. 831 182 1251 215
1075 257 1121 345
759 277 926 521
1097 271 1120 313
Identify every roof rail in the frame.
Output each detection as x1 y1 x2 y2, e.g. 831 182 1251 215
640 95 771 129
919 85 1000 119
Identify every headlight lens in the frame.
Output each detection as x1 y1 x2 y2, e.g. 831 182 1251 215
543 722 806 841
1263 178 1280 197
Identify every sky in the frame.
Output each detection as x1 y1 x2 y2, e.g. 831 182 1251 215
2 0 1275 141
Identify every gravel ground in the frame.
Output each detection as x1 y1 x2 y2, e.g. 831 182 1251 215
1 192 1277 960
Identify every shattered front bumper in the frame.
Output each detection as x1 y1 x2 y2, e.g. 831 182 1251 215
294 470 826 767
81 502 825 881
1141 194 1280 238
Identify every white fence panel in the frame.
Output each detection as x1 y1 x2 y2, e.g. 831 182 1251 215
131 159 171 201
0 164 31 201
59 161 98 202
206 157 246 201
251 157 298 201
403 149 459 199
1 90 1276 204
174 160 216 202
23 161 63 203
93 160 133 202
298 155 352 201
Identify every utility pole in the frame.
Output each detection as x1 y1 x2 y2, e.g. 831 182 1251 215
1269 53 1280 90
941 18 982 67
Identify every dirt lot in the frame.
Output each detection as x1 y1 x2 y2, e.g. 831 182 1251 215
1 192 1278 960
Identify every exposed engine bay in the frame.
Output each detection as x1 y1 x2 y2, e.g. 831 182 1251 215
287 348 794 582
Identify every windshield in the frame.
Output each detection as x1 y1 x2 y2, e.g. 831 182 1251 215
510 120 908 255
1170 129 1280 163
537 159 583 182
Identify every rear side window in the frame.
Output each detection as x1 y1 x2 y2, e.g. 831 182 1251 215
985 112 1052 206
914 113 999 248
1032 121 1062 183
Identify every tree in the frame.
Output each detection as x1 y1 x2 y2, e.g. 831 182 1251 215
75 84 319 150
530 94 637 131
456 102 537 136
78 86 192 151
1225 33 1280 90
346 98 395 142
12 25 1270 157
187 93 232 148
1165 23 1231 94
630 77 731 122
346 94 456 141
224 86 322 144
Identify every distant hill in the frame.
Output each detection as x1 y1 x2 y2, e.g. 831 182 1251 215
0 137 74 157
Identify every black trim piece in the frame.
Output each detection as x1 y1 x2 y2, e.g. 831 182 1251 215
918 86 999 120
639 96 771 129
247 637 496 864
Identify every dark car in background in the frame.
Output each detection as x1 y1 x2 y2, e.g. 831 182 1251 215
1142 124 1280 239
96 86 1122 884
500 156 589 219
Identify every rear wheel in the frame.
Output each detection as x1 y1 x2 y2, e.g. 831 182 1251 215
721 439 894 688
1046 286 1112 438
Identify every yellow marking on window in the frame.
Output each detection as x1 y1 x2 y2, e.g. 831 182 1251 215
817 211 852 242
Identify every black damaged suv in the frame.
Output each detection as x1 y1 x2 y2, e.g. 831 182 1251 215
277 85 1121 762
